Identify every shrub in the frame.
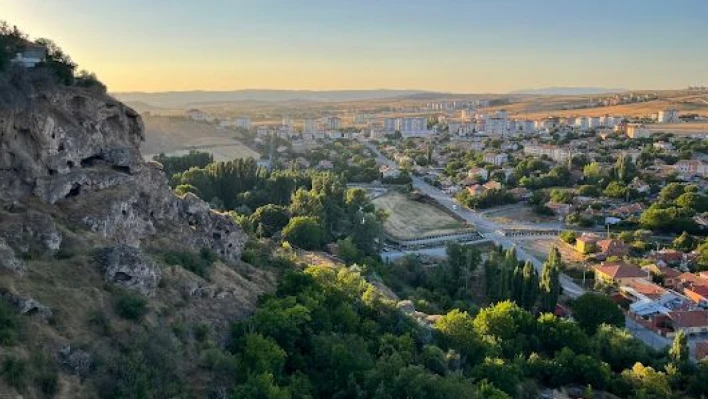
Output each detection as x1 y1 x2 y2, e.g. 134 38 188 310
163 248 217 278
2 356 27 390
0 300 20 345
559 230 577 244
114 292 148 321
87 309 112 336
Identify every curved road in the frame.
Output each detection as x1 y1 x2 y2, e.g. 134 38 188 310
366 141 585 298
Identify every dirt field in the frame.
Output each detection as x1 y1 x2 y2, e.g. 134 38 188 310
516 238 585 265
373 192 469 240
647 122 708 136
482 205 558 226
141 116 260 162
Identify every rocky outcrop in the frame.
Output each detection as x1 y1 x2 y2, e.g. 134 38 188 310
0 289 53 322
0 72 247 268
0 237 26 275
59 345 93 380
96 246 161 296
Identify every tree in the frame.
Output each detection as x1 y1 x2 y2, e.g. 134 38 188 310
520 262 539 311
539 247 562 313
621 363 671 399
570 293 624 334
436 309 484 363
603 181 628 199
282 216 323 250
613 154 636 183
669 330 689 367
583 162 603 184
250 204 291 237
34 38 77 85
659 182 688 203
673 231 698 252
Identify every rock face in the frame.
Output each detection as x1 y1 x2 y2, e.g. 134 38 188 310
96 246 161 296
0 73 247 270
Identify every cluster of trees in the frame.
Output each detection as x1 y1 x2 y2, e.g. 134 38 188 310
186 263 708 399
640 182 706 233
153 150 213 181
0 21 104 88
375 243 483 314
485 246 562 313
455 188 517 210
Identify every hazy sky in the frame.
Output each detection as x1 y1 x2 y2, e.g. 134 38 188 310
2 0 707 93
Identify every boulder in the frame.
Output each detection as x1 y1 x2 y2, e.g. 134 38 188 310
0 237 27 276
96 246 161 296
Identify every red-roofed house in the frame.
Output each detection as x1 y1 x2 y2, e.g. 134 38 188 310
576 233 600 254
667 310 708 336
684 285 708 308
593 262 650 285
642 264 681 288
597 239 630 258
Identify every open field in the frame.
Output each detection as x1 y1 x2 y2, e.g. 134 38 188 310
516 238 586 268
373 192 470 240
141 116 260 162
647 122 708 136
482 205 558 226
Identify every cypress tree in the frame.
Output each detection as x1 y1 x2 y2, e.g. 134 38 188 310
539 247 562 313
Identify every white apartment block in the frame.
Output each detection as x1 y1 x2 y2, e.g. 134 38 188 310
483 152 508 166
304 119 317 134
575 117 589 130
400 117 430 137
523 144 572 163
626 123 650 139
448 122 462 135
514 119 536 133
235 117 251 129
588 117 600 129
384 117 400 132
675 160 708 177
327 116 342 130
282 116 293 128
485 117 508 135
657 109 680 124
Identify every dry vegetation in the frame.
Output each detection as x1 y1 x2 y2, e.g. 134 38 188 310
373 191 469 240
141 116 260 162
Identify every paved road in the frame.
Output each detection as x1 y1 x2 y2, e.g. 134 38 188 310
365 141 585 298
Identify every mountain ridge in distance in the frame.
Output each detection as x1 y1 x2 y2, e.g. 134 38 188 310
112 89 437 108
509 87 627 95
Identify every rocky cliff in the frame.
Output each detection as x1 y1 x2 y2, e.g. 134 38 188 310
0 71 273 398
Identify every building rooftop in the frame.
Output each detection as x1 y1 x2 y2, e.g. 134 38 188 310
668 310 708 328
594 262 647 279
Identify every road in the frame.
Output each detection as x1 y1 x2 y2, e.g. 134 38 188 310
365 141 585 298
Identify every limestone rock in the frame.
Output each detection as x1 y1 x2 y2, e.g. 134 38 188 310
0 72 246 263
0 290 53 321
59 345 93 379
0 237 27 276
96 246 161 296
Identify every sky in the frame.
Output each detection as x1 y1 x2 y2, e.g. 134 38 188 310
2 0 707 93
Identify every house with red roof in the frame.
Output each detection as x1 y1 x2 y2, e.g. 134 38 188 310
596 239 630 258
684 285 708 308
593 262 650 286
667 310 708 336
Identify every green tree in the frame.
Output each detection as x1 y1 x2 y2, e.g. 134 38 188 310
436 309 484 363
238 333 287 376
669 330 689 367
539 247 562 313
570 293 624 334
583 162 603 184
621 363 671 399
282 216 324 250
614 154 636 183
251 204 291 237
520 262 539 311
673 231 698 252
603 181 628 199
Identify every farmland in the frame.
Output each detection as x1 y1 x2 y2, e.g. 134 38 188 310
141 116 260 162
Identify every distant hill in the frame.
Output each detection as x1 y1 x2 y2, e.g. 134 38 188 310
112 89 431 108
509 87 627 95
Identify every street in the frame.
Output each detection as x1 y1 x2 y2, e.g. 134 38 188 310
365 141 585 298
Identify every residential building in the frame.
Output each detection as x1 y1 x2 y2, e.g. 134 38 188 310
400 117 429 136
667 310 708 336
327 116 342 130
304 119 317 135
588 116 600 129
657 109 680 124
467 167 489 181
514 119 536 133
485 116 508 135
523 144 572 163
384 117 400 133
597 239 630 258
625 123 650 139
10 41 46 68
575 117 589 130
653 141 674 151
593 262 650 285
467 185 486 196
576 233 600 254
448 121 462 135
675 159 708 178
235 116 251 130
483 152 508 166
380 165 401 179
